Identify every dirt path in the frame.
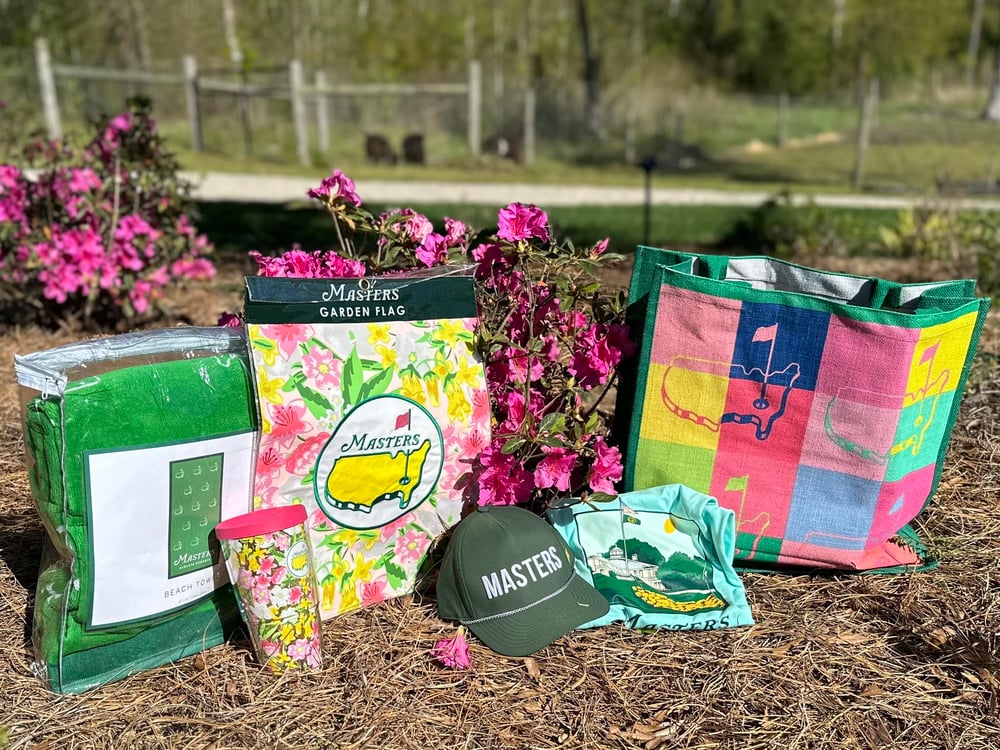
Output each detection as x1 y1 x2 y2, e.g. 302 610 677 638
181 171 1000 211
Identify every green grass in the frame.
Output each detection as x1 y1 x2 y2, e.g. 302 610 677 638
195 200 897 259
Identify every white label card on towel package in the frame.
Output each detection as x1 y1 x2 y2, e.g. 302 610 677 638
84 430 256 628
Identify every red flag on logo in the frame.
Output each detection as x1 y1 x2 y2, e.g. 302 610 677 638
752 324 778 343
395 410 411 430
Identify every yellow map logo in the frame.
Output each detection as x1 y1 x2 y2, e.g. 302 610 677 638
314 395 443 530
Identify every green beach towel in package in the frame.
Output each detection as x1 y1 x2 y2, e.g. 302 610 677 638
547 485 754 631
15 327 259 693
244 268 490 621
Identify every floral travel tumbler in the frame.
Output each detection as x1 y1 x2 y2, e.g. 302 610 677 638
215 504 322 673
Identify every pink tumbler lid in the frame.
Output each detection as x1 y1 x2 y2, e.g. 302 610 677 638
215 504 308 540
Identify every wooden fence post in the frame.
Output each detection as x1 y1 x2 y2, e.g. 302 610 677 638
290 59 310 167
852 77 878 191
34 38 62 140
315 70 330 155
182 55 203 152
624 106 637 165
777 91 789 148
467 60 482 157
523 85 536 166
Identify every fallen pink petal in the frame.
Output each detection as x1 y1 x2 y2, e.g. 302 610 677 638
432 628 472 670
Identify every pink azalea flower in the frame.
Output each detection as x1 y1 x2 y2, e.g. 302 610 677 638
404 210 434 244
415 232 448 267
109 113 132 131
254 483 280 508
256 444 286 482
287 638 313 661
471 445 535 506
590 237 610 258
432 628 472 670
307 169 361 207
171 256 216 280
68 167 101 193
305 637 323 669
257 556 275 576
471 388 492 426
588 436 623 495
458 427 490 457
270 565 288 586
320 252 366 277
260 639 282 657
218 312 243 328
533 448 578 492
444 217 469 247
379 513 415 542
497 202 549 243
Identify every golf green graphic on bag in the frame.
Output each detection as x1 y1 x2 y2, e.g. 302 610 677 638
168 454 225 578
619 247 990 571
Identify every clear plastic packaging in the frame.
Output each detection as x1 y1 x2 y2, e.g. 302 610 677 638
15 326 259 693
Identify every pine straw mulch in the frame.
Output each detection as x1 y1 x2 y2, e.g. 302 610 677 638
0 256 998 750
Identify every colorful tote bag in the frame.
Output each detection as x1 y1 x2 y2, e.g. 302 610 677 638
547 485 754 631
618 247 990 571
243 268 490 620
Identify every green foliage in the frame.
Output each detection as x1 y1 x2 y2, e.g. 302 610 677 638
878 206 1000 298
717 191 879 258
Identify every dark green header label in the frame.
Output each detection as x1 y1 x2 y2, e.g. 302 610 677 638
243 275 478 324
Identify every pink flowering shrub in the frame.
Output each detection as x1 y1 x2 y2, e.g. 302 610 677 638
242 171 634 512
0 97 215 329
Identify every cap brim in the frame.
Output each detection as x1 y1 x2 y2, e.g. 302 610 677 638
465 573 610 657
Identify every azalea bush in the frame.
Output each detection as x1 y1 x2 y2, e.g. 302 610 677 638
0 97 215 329
240 169 634 512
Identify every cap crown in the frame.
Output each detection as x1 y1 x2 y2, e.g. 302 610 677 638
438 506 576 624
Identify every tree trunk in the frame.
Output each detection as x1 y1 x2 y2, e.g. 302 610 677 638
967 0 985 87
575 0 605 140
985 46 1000 121
221 0 244 66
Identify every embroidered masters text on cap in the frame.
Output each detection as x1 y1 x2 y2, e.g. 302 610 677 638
436 505 610 656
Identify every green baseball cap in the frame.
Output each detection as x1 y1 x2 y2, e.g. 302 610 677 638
436 505 610 657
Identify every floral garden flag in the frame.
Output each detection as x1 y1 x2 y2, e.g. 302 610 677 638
244 268 490 620
617 247 989 571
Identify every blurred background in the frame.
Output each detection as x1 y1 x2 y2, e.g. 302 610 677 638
2 0 1000 196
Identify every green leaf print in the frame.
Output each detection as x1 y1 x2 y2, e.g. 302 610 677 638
358 365 395 402
282 370 306 392
384 560 407 589
342 346 364 405
297 383 334 420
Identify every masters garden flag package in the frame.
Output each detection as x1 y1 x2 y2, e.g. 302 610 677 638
618 247 989 572
244 267 490 620
15 327 259 693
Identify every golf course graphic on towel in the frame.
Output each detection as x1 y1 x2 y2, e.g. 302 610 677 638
582 507 727 615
